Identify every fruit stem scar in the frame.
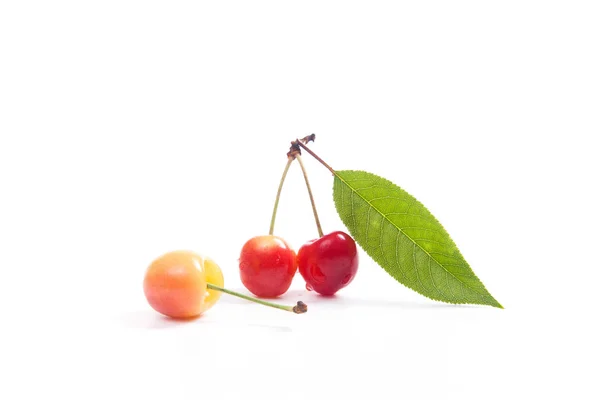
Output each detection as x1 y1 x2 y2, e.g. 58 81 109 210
269 157 294 235
207 283 307 314
295 139 336 175
296 155 324 238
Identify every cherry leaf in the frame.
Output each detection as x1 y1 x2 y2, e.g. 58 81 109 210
333 170 502 308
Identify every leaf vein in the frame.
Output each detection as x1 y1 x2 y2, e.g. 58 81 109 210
412 242 428 293
428 256 446 300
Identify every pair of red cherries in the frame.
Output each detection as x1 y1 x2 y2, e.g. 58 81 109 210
238 135 359 298
239 231 359 297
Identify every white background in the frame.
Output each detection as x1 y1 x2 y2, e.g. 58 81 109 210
1 1 599 399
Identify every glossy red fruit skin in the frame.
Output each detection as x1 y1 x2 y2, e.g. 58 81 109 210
239 235 297 298
298 231 359 296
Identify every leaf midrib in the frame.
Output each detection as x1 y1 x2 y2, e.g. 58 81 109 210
335 171 487 300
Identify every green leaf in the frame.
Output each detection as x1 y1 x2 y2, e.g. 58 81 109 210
333 170 502 308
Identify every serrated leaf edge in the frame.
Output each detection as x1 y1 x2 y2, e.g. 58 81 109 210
333 169 503 309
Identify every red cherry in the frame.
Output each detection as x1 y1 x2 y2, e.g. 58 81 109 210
239 235 297 298
297 231 359 296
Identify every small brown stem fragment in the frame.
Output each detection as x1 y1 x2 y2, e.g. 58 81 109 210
300 133 316 144
293 301 308 314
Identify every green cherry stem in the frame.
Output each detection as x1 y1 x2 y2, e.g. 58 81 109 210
296 154 324 238
269 157 294 235
207 283 307 314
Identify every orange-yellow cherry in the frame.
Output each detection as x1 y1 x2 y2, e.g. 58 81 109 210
144 250 307 318
143 250 222 319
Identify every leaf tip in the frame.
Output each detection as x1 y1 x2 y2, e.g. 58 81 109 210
489 298 504 309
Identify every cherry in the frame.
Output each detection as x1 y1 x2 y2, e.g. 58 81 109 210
290 137 359 295
239 235 297 298
239 153 298 298
144 250 306 319
143 250 223 319
298 231 359 295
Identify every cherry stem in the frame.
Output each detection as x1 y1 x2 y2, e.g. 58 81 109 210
269 157 294 235
295 140 336 175
296 155 324 238
207 283 307 314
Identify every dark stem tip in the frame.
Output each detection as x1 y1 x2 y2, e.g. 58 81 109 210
293 301 308 314
300 133 316 144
